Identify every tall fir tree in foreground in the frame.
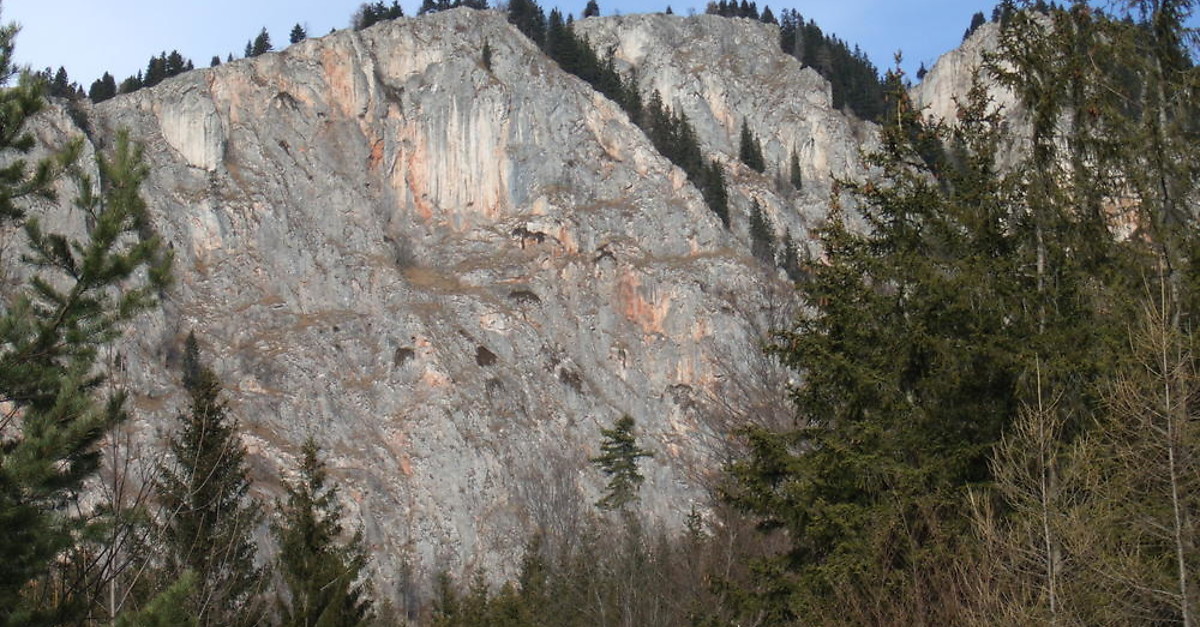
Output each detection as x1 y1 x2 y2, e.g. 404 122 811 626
0 10 173 621
154 334 265 627
274 437 373 627
726 65 1130 622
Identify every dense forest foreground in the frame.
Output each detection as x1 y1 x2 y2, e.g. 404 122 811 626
2 0 1200 625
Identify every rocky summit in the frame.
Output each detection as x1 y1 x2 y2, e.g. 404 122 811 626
20 8 879 599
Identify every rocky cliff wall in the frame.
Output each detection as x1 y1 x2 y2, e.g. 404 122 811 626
17 8 875 599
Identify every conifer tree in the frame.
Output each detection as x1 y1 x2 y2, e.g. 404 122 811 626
590 416 653 511
251 28 272 57
274 437 373 627
289 24 307 44
163 51 187 78
701 160 730 228
114 573 198 627
748 199 774 263
583 0 600 17
48 66 71 98
506 0 547 47
89 71 117 103
738 119 766 173
723 72 1107 621
144 54 166 87
154 334 265 627
779 229 803 282
118 72 143 94
788 147 802 190
0 16 172 620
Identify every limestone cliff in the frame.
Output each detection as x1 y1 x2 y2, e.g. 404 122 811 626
17 8 875 599
911 21 1019 124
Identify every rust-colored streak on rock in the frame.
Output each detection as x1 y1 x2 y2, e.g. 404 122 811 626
367 137 385 171
617 268 671 334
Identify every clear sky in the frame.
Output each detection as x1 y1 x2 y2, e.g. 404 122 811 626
2 1 1009 90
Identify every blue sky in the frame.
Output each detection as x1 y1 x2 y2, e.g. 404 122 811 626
3 1 1013 89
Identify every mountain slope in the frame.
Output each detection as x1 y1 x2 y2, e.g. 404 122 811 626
19 8 871 597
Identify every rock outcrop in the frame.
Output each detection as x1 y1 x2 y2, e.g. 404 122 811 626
17 8 874 600
910 21 1019 124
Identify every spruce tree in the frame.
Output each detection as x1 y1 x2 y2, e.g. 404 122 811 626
274 437 373 627
144 54 166 87
154 334 265 627
590 416 654 511
506 0 547 47
118 73 143 94
701 160 730 228
779 229 803 282
289 24 307 44
0 18 172 619
251 28 272 57
724 74 1098 621
748 199 774 263
788 147 802 190
48 66 71 98
89 71 117 103
738 119 765 173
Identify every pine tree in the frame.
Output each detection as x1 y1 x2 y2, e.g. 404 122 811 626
144 54 166 87
251 28 272 57
738 119 766 173
779 229 804 282
89 71 117 103
748 199 774 263
48 66 71 98
0 20 173 617
725 75 1079 621
154 335 265 627
590 416 654 511
507 0 547 48
274 438 373 627
964 10 986 41
118 72 143 94
701 160 730 228
164 51 186 77
583 0 600 17
289 24 307 44
788 147 802 190
114 573 198 627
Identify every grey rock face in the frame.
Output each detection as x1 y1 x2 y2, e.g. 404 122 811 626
23 9 873 598
576 13 875 251
911 22 1019 124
